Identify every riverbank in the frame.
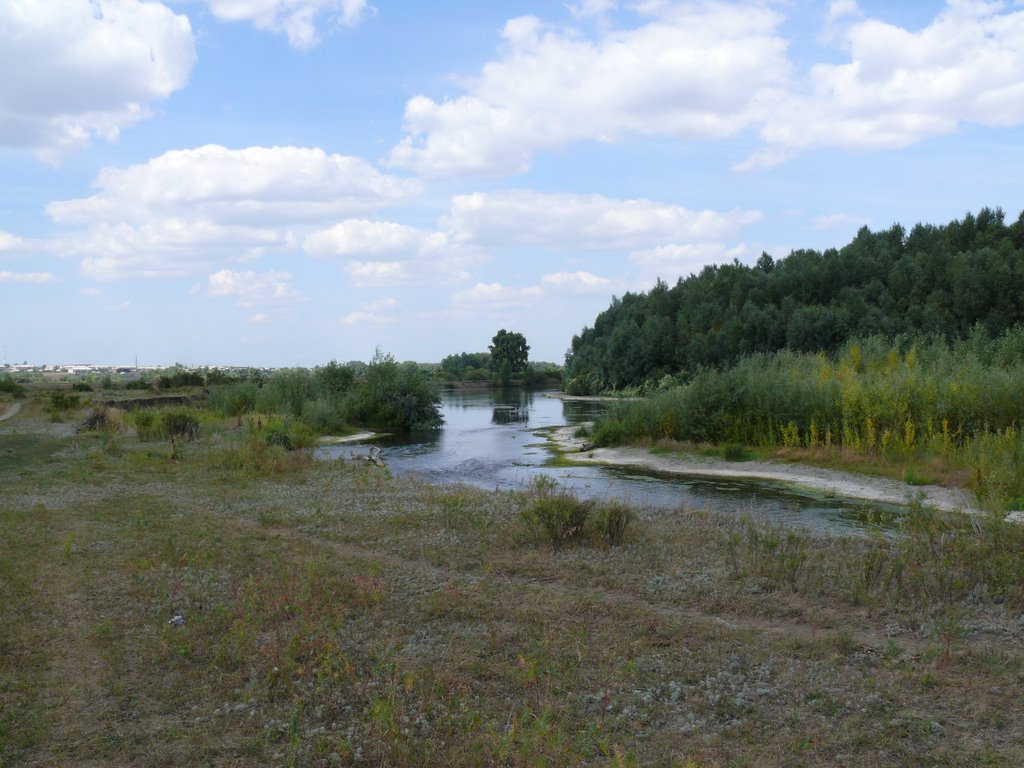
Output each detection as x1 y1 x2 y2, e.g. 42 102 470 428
316 431 382 445
3 405 1024 765
544 392 642 402
549 426 983 515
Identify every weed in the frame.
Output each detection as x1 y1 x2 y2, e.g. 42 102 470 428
598 501 633 547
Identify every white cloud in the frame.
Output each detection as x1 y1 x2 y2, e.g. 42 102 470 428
206 0 372 49
304 220 446 258
79 287 101 296
0 0 195 160
0 271 55 283
0 232 27 253
387 4 789 174
748 1 1024 162
249 313 270 324
452 282 543 309
345 260 408 285
207 269 302 307
569 0 618 20
541 271 612 292
47 145 418 279
446 190 761 250
820 0 863 44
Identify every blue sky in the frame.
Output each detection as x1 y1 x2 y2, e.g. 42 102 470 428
2 0 1023 367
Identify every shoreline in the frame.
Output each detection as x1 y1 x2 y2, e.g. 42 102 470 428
543 392 642 402
548 425 984 516
317 431 382 445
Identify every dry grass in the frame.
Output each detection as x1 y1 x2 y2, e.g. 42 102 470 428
2 410 1024 766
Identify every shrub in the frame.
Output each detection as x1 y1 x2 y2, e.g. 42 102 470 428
48 392 80 414
131 410 157 441
0 374 25 397
247 415 316 451
521 484 593 550
160 409 200 441
598 501 633 547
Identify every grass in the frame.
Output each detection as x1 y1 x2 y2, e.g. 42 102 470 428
2 405 1024 765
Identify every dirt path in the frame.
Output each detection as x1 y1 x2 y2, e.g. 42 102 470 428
0 402 22 422
549 426 981 515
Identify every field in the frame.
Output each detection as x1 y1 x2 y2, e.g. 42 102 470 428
2 394 1024 766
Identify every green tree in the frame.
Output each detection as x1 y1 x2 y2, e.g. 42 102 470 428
489 330 530 375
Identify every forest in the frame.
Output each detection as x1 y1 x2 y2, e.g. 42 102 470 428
564 207 1024 393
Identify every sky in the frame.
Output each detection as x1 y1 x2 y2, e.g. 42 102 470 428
2 0 1023 368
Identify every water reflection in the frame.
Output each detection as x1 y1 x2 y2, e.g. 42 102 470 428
316 389 906 536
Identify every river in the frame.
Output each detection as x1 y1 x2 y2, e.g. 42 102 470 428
316 388 905 535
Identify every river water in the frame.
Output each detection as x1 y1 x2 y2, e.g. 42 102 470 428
316 389 904 535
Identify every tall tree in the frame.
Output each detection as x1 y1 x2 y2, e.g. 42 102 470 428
489 330 530 374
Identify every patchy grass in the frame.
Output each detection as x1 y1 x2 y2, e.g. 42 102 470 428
2 409 1024 766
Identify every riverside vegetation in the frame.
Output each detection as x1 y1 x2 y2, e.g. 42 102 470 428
565 209 1024 515
3 376 1024 765
589 331 1024 513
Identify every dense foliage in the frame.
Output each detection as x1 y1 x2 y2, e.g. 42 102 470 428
440 351 492 380
440 331 560 387
206 354 442 432
0 374 25 397
591 331 1024 508
565 208 1024 393
489 329 530 378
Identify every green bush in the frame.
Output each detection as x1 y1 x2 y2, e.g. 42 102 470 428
159 409 200 441
521 484 594 550
0 374 25 397
247 415 316 451
131 410 157 441
48 392 80 413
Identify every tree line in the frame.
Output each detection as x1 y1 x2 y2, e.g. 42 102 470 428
565 208 1024 393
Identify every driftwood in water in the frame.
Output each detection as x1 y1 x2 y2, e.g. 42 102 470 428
355 445 386 467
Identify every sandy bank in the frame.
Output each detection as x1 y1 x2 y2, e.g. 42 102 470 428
549 425 982 515
317 431 382 445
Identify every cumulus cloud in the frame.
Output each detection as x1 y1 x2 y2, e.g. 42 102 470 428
207 269 302 307
385 2 1024 174
0 0 195 160
305 218 482 287
304 220 446 258
205 0 372 49
387 3 789 174
0 271 55 283
47 145 418 279
746 1 1024 164
446 190 761 250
